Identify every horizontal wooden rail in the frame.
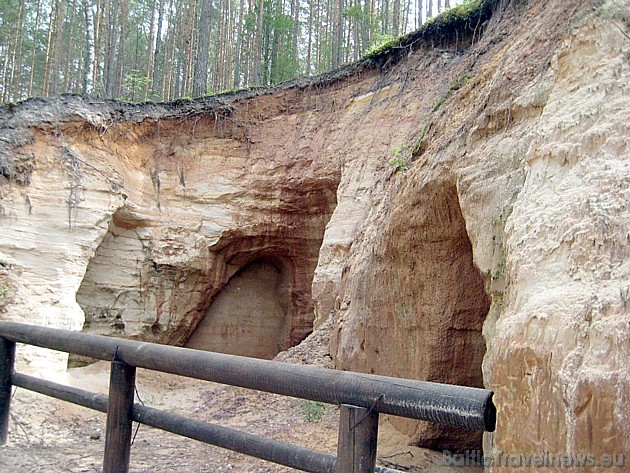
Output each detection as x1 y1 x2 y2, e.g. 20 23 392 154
0 322 496 472
0 322 496 431
12 372 402 473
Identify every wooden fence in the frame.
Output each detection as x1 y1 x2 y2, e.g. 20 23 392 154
0 321 496 472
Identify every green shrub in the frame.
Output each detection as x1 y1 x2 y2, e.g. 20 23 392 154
389 145 412 174
300 400 327 422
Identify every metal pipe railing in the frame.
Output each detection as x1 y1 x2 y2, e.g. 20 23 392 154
11 372 339 473
0 321 496 473
0 322 495 430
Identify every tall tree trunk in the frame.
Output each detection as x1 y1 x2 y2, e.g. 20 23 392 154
403 0 412 35
331 0 343 69
63 0 78 93
28 0 43 97
92 0 105 94
183 0 196 96
291 0 299 71
1 4 16 102
115 0 128 98
362 0 372 51
144 0 157 99
152 0 166 99
104 0 119 97
82 0 94 93
351 0 359 61
224 0 234 90
49 0 68 95
243 0 255 85
163 0 177 99
344 9 352 64
1 45 10 102
193 0 212 96
233 0 245 88
173 0 184 97
269 0 281 83
10 0 26 101
42 1 57 95
306 0 313 75
253 0 265 84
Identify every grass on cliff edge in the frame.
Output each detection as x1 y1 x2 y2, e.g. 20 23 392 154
363 0 493 59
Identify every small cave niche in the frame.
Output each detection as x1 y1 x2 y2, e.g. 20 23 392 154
185 256 293 359
76 209 149 334
70 207 149 367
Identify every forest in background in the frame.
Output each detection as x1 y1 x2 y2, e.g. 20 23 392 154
0 0 466 103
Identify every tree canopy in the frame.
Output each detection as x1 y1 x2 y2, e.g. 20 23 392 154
0 0 465 102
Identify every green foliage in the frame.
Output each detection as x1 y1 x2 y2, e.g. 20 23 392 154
362 0 490 61
121 70 152 102
259 6 300 85
0 0 495 102
0 280 9 300
412 72 473 157
389 158 409 174
430 0 485 28
491 245 507 280
489 205 511 281
450 75 472 91
271 14 300 83
343 5 365 20
412 121 430 156
299 400 327 422
453 0 484 14
433 75 472 111
432 93 448 112
389 145 412 174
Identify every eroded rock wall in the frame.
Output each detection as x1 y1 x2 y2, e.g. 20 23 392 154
0 100 341 363
0 0 628 467
328 0 629 463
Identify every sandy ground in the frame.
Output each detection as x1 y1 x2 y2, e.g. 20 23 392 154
0 325 481 472
1 363 341 472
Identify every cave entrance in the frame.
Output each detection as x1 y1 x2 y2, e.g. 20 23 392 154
396 181 491 452
336 180 491 452
185 257 292 359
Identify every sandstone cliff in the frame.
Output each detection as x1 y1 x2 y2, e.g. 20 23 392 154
0 0 628 469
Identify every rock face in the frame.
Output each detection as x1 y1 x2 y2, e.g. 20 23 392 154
0 0 628 467
332 180 491 450
185 259 292 359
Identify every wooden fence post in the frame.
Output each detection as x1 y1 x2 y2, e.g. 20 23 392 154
103 359 136 473
336 404 379 473
0 337 15 445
